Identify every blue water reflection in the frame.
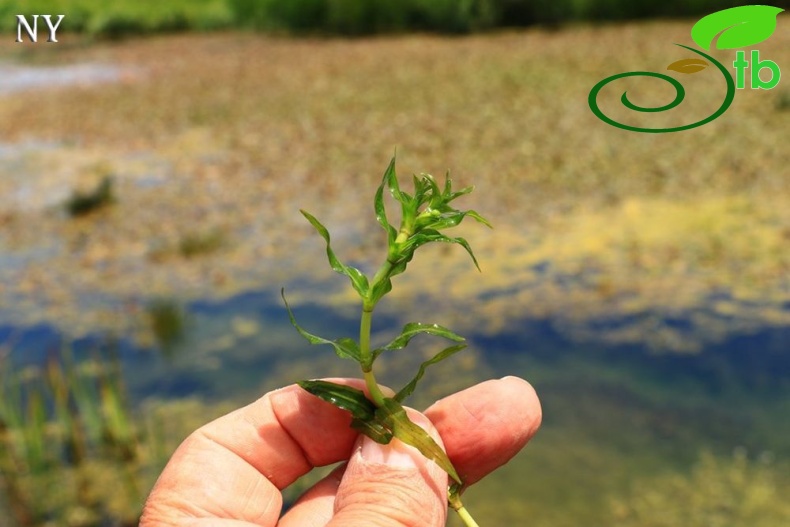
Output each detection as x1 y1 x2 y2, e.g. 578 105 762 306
4 286 787 457
2 282 788 525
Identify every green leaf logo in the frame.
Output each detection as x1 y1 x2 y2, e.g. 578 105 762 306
691 5 784 50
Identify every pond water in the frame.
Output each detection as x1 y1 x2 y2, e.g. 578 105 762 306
0 62 129 94
2 273 788 525
0 147 787 523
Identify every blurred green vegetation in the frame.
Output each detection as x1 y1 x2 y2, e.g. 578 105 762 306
145 299 188 358
0 346 232 526
0 348 142 525
2 0 771 37
0 0 233 38
229 0 756 35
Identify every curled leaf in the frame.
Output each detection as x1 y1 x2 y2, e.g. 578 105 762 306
400 229 482 271
367 278 393 308
373 322 465 360
300 210 370 299
374 157 398 245
442 176 474 203
282 289 362 361
691 5 784 50
415 208 492 233
395 343 467 402
667 58 708 74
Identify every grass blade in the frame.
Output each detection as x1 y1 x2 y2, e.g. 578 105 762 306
24 385 47 471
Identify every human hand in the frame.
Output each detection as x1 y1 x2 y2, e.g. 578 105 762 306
139 376 541 527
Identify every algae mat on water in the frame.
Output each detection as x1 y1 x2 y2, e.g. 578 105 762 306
0 21 788 526
0 24 787 349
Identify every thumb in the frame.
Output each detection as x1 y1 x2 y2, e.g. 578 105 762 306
328 411 449 527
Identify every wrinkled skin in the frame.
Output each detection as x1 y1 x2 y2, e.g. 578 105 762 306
140 376 541 527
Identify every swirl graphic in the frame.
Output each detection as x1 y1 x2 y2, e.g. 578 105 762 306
588 44 735 133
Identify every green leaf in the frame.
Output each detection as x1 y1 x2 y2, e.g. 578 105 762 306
373 322 465 360
400 229 483 271
427 175 447 209
298 380 393 443
691 5 784 50
368 277 393 306
297 380 375 417
385 160 404 202
444 179 474 201
440 176 480 205
350 418 394 444
418 174 442 208
300 209 370 299
375 157 398 245
376 398 461 483
465 209 492 228
395 344 467 402
412 174 429 206
416 209 492 232
389 257 409 278
297 383 463 481
282 289 362 361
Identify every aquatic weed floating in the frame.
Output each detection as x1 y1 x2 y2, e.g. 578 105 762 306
282 154 491 526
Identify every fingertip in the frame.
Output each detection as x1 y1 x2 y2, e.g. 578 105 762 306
497 375 542 433
424 376 542 485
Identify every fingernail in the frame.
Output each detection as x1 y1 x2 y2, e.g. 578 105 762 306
359 436 421 468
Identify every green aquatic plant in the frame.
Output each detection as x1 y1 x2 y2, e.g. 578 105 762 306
65 175 116 217
146 298 188 358
0 346 143 526
283 155 491 526
178 228 227 258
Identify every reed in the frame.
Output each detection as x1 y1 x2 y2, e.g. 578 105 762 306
0 346 145 525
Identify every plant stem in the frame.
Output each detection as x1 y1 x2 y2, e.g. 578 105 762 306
359 253 400 408
361 287 481 526
455 506 482 527
359 308 385 406
449 486 481 527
